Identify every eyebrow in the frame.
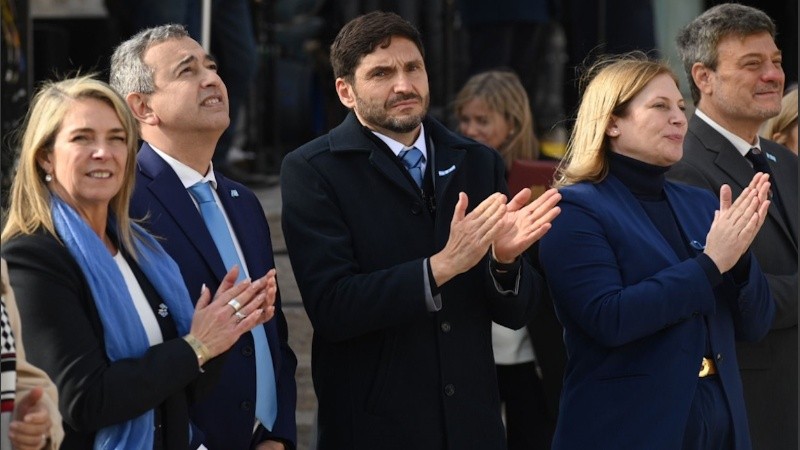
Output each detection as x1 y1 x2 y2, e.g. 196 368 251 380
67 126 127 134
174 54 197 74
173 53 217 74
737 50 782 61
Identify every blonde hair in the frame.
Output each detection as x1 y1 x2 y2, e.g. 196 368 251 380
454 70 539 168
555 53 677 188
1 75 144 258
759 88 798 150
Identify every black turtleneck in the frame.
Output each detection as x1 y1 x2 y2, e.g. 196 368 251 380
608 151 724 287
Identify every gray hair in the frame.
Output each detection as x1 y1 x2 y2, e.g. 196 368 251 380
676 3 776 103
110 23 190 96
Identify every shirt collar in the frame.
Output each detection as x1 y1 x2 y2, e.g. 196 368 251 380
371 124 428 160
694 108 762 156
148 144 219 190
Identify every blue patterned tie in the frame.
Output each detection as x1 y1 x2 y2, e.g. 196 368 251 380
399 147 424 188
188 182 278 430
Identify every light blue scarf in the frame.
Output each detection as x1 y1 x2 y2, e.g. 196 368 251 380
51 196 194 450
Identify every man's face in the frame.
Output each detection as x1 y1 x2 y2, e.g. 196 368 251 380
143 37 230 137
337 37 430 142
698 32 784 132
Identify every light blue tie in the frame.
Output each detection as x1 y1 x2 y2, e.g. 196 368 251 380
399 147 424 188
188 181 278 430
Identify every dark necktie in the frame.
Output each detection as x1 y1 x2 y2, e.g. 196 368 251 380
746 148 772 176
188 181 278 429
399 147 425 187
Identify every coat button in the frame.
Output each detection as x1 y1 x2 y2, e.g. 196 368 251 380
440 322 451 333
411 203 422 215
242 345 254 357
240 400 253 411
444 384 455 396
716 353 723 362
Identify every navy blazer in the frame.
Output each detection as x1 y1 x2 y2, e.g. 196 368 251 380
281 112 540 450
539 175 774 450
130 143 297 450
668 114 798 450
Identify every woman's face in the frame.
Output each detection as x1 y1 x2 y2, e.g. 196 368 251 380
458 98 512 151
40 97 128 216
607 73 687 166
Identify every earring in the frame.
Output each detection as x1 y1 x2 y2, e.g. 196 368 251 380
45 173 52 182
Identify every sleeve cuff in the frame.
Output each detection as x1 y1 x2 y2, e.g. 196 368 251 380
489 255 522 295
424 259 442 311
696 253 723 287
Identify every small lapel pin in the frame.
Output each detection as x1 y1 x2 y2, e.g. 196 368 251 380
690 240 706 250
230 189 239 198
438 165 456 176
766 152 777 162
157 303 169 318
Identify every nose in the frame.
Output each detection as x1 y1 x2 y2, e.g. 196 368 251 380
393 72 413 93
671 106 687 126
202 67 224 87
92 144 111 159
460 121 478 138
762 60 785 84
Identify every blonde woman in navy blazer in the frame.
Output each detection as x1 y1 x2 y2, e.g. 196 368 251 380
539 54 775 450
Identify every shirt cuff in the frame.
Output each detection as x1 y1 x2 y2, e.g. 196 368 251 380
424 258 442 311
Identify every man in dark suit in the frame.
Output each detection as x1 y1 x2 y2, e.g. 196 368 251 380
280 11 561 450
110 25 297 450
668 4 798 449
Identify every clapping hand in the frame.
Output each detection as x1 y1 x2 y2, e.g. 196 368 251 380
492 188 561 263
704 172 770 273
189 266 277 361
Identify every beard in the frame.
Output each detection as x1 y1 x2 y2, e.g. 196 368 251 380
354 92 430 134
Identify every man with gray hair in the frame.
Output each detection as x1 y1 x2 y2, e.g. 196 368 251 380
110 24 297 450
668 4 797 449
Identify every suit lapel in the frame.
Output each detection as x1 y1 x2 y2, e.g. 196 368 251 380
137 144 228 281
432 143 466 203
664 184 713 255
690 117 793 242
369 147 419 197
760 143 798 245
215 175 271 274
603 176 682 264
689 117 753 191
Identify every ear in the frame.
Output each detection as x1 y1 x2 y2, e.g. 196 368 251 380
691 62 714 96
37 152 53 174
605 117 620 138
126 92 159 126
335 78 356 109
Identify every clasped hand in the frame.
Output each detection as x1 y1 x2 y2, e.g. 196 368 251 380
704 172 771 273
430 188 561 286
189 265 277 360
8 387 51 450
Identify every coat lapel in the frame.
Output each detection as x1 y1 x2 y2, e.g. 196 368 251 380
690 116 793 242
215 175 273 275
137 144 227 281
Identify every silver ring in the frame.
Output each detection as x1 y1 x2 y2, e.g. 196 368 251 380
227 298 242 313
234 311 247 323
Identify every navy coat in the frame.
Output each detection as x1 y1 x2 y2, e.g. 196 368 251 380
280 112 540 450
131 143 297 450
540 175 774 450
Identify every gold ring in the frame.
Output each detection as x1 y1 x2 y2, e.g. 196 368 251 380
227 298 242 313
